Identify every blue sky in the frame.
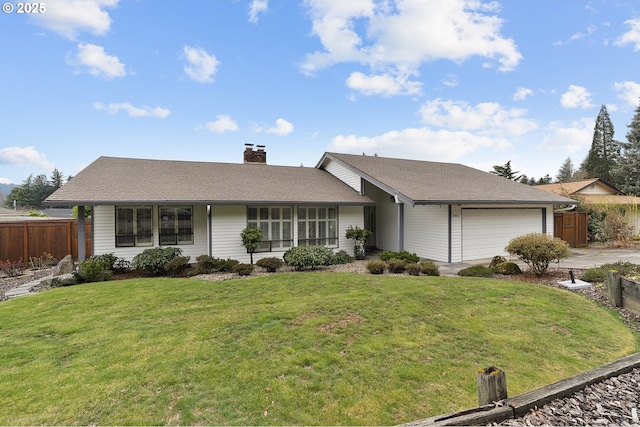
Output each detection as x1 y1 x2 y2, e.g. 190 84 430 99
1 0 640 185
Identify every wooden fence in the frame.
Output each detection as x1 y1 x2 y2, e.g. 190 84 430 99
0 219 92 265
554 211 588 248
605 271 640 316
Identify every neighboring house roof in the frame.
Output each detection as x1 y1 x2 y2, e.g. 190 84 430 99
318 152 576 206
45 156 374 206
535 178 623 197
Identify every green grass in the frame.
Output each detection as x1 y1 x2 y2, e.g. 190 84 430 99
0 273 638 425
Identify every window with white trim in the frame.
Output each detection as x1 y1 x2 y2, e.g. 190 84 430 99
247 206 293 252
159 206 194 245
115 206 153 247
298 206 338 247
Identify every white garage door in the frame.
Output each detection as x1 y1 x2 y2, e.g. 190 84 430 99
462 208 543 261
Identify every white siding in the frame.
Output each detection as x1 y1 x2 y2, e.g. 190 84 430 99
210 205 251 262
92 205 208 262
323 159 362 192
364 182 399 251
338 205 365 256
450 205 462 262
580 182 616 195
404 205 450 262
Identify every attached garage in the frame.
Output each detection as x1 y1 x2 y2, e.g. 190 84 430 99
461 208 545 260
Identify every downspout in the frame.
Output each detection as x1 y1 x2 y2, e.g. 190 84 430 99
397 202 404 252
207 205 212 256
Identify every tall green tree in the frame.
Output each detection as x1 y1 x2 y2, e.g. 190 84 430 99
555 157 575 183
490 161 523 181
581 105 622 185
4 170 65 210
612 100 640 196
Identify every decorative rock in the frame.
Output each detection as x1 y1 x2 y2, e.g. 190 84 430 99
53 254 75 276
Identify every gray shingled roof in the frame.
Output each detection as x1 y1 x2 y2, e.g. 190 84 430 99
319 152 577 206
45 156 374 206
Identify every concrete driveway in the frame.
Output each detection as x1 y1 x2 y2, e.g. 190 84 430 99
438 247 640 276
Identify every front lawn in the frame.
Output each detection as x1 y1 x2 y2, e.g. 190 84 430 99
0 273 637 425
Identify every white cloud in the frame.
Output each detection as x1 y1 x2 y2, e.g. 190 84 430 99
615 19 640 51
300 0 522 94
266 118 294 136
93 102 170 118
69 43 126 79
0 146 54 170
30 0 120 40
560 85 594 109
537 118 594 153
613 81 640 107
346 71 422 96
249 0 268 23
328 127 507 162
205 115 239 133
513 87 533 101
0 177 13 185
419 99 538 136
183 46 219 83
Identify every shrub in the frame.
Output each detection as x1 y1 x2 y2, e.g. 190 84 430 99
366 260 386 274
218 258 240 272
581 267 607 283
387 259 407 274
420 261 440 276
241 227 263 265
504 233 571 276
379 251 419 263
0 259 24 277
345 226 371 260
599 261 640 277
78 258 112 283
406 263 421 276
489 256 507 268
195 255 217 274
233 263 254 276
90 253 130 273
28 252 58 270
132 247 183 275
283 246 334 270
331 250 353 265
164 256 191 276
457 265 494 278
256 257 283 273
493 261 522 275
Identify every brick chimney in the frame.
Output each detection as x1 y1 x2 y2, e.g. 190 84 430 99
244 144 267 164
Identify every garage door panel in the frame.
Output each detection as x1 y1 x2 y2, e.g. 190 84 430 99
462 209 542 260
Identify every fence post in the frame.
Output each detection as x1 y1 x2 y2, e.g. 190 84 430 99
478 366 507 406
606 270 623 308
22 222 28 265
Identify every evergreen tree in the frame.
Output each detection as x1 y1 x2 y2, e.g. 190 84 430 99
555 157 575 183
50 169 65 189
490 161 523 181
612 100 640 196
581 105 622 185
4 170 65 210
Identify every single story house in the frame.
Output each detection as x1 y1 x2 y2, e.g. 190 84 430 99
45 146 575 264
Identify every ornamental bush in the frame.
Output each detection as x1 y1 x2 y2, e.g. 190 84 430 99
379 251 419 264
581 267 607 283
489 256 507 268
406 263 422 276
132 247 183 275
457 265 494 278
233 263 254 276
387 259 407 274
164 256 191 276
419 261 440 276
283 246 334 270
366 260 386 274
504 233 571 276
78 258 112 283
90 253 130 274
331 250 353 265
256 257 283 273
492 261 522 275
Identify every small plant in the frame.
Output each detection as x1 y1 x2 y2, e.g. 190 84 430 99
256 257 283 273
78 258 112 283
387 259 407 274
581 267 607 283
492 262 522 275
599 261 640 277
0 259 24 277
164 256 191 276
366 260 386 274
132 247 183 275
28 252 58 270
419 261 440 276
406 263 421 276
457 265 494 278
489 256 507 268
218 258 240 272
90 253 130 273
345 226 371 260
331 250 353 265
241 227 263 265
233 263 254 276
283 246 334 271
195 255 217 274
505 233 571 276
379 251 419 264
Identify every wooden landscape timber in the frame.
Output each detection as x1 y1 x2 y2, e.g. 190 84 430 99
606 271 640 315
403 352 640 426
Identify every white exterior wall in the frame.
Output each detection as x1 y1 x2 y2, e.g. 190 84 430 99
93 205 208 262
580 182 615 195
364 182 399 251
323 159 362 192
404 204 450 261
338 205 365 256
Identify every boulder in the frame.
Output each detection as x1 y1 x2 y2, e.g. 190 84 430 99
53 254 75 276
